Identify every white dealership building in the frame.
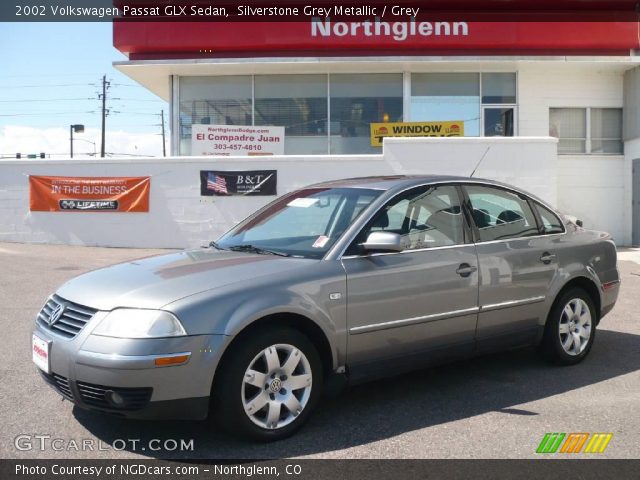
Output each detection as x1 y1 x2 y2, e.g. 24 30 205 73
1 8 640 248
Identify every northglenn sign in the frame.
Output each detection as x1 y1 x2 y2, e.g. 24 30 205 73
311 18 469 41
115 21 639 58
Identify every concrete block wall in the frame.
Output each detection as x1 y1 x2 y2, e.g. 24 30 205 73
625 138 640 246
518 63 624 137
0 137 561 248
518 63 629 244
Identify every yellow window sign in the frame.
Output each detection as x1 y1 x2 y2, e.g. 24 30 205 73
370 121 465 147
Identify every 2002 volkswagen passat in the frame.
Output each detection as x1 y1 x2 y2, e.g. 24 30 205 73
33 176 620 440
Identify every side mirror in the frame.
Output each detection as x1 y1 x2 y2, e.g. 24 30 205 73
361 231 403 253
576 219 584 228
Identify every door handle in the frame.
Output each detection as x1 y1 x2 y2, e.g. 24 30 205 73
540 252 557 264
456 263 478 277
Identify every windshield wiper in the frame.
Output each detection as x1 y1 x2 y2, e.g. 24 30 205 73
228 244 290 257
208 241 227 250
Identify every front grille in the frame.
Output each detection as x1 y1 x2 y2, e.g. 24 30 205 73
76 382 152 411
36 294 97 339
40 371 73 400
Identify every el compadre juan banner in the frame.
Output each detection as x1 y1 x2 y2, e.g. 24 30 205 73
29 176 150 212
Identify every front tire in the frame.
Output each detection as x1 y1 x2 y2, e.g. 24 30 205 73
214 326 323 441
541 287 597 365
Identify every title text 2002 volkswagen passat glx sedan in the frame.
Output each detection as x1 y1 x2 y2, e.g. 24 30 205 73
33 176 620 441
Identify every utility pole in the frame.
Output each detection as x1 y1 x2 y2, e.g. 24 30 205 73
99 75 110 157
160 109 166 157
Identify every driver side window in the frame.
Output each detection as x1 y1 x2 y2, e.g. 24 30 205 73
347 185 464 255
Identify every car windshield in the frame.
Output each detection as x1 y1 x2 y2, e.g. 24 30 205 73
216 187 382 259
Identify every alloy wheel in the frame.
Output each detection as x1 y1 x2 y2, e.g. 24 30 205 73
558 298 592 356
241 343 313 430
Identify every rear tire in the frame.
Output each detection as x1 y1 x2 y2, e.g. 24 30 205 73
540 287 597 365
214 326 323 441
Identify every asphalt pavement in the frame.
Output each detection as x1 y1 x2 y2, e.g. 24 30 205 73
1 242 638 459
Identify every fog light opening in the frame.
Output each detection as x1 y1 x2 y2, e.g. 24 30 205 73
105 390 125 407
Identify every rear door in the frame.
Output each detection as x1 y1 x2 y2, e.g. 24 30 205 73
342 184 479 377
463 184 559 350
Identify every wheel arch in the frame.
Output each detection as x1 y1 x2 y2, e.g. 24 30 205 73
548 276 602 325
210 312 336 395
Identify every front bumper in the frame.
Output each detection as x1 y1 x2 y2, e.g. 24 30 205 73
38 369 210 420
33 316 229 420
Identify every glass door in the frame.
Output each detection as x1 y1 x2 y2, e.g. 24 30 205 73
483 106 516 137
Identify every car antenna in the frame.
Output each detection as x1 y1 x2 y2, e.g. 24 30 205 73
470 146 491 178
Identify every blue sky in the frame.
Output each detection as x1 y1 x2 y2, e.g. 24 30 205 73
0 22 168 157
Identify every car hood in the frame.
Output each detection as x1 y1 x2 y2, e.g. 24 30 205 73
56 249 316 311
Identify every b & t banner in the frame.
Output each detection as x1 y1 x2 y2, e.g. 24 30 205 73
199 170 277 196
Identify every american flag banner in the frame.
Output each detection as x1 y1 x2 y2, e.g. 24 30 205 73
206 172 228 195
200 170 277 196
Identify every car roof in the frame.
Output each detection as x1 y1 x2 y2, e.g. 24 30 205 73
309 175 497 191
308 175 555 210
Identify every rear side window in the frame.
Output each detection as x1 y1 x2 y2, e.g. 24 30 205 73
535 203 565 234
465 185 539 242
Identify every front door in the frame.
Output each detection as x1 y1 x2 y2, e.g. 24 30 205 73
342 184 479 377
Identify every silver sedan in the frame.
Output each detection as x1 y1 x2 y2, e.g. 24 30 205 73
32 176 620 441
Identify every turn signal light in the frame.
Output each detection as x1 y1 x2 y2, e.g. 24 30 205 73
154 354 190 367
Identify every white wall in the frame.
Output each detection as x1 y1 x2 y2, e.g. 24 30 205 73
556 155 627 243
0 137 558 249
518 63 624 137
625 138 640 246
518 63 629 244
383 137 557 206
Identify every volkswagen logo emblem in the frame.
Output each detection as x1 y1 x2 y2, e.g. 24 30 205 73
269 378 283 393
48 303 65 326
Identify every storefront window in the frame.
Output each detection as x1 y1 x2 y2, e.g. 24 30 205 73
550 108 586 154
481 73 516 137
179 76 252 155
550 107 622 154
254 75 328 155
484 107 515 136
329 74 403 154
177 71 519 155
410 73 481 136
591 108 623 154
482 73 517 104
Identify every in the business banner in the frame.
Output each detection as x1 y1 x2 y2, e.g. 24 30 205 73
200 170 277 196
29 176 150 212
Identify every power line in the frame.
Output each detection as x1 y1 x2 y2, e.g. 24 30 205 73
0 98 92 103
111 111 164 116
0 73 104 79
115 98 166 103
0 111 96 117
0 83 94 88
105 152 158 157
110 83 145 88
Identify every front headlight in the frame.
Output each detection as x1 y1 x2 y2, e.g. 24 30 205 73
92 309 187 338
